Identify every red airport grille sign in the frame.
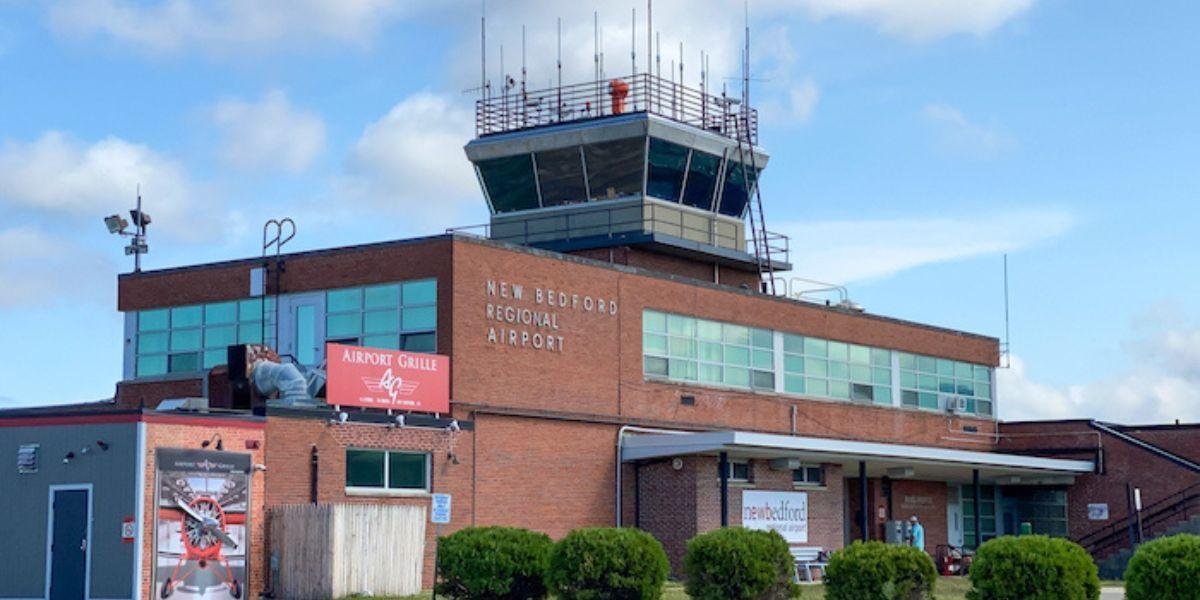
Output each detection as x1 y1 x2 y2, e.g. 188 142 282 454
326 343 450 412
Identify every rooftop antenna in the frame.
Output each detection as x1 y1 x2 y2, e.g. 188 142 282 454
631 7 636 77
1002 254 1012 368
557 17 563 120
655 32 661 77
481 0 487 100
521 24 527 126
594 11 600 113
647 0 653 75
103 185 151 272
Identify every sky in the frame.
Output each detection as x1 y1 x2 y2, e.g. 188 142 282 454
0 0 1198 424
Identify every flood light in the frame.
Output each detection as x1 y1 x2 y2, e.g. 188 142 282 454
104 214 128 234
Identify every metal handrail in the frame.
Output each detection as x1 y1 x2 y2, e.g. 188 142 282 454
446 201 788 264
1076 482 1200 557
476 73 758 144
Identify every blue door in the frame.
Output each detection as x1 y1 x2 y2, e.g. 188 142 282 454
49 489 89 600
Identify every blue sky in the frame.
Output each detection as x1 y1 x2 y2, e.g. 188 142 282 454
1 0 1197 423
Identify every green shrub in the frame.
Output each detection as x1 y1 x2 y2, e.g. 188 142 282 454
435 526 553 599
546 527 669 600
683 527 801 599
1125 534 1200 600
967 535 1099 600
824 541 937 600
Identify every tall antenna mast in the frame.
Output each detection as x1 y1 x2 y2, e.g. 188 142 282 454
743 0 751 107
631 7 637 76
480 0 487 100
655 32 661 78
647 0 653 75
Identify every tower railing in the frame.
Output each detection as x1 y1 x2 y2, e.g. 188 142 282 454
476 73 758 145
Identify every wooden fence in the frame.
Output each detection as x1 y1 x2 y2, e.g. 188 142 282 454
270 503 426 599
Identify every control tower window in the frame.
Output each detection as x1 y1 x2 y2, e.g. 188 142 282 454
583 137 645 201
681 150 721 210
719 161 761 218
477 154 539 213
535 147 588 206
646 137 689 203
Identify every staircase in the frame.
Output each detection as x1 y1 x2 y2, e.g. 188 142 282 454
1077 481 1200 579
1095 514 1200 579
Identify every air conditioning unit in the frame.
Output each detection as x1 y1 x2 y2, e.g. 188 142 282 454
942 394 969 413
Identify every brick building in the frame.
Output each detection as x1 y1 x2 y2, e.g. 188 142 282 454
3 72 1195 598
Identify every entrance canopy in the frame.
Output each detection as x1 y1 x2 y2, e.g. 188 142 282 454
621 430 1094 485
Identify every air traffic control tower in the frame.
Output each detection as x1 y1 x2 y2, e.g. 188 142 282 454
462 73 790 289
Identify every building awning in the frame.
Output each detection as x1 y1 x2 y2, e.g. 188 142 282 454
621 430 1095 485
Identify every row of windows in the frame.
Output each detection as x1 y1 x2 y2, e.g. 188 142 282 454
324 279 437 353
132 278 437 377
724 460 825 487
476 136 759 217
643 310 995 416
135 298 276 377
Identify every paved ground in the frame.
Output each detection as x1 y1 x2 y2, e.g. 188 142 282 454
1101 587 1126 600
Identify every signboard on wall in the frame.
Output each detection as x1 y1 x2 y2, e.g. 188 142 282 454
1088 503 1110 521
326 342 450 412
742 490 809 543
154 449 251 600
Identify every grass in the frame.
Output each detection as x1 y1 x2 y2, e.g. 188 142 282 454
353 577 983 600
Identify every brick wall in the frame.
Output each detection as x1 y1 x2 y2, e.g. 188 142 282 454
139 416 266 600
1001 420 1200 541
263 412 475 587
637 456 846 574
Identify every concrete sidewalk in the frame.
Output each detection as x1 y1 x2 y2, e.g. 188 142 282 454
1101 587 1125 599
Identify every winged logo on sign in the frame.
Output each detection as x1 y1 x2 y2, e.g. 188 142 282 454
363 368 420 403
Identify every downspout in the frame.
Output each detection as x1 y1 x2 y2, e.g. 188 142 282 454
615 425 689 526
309 445 319 504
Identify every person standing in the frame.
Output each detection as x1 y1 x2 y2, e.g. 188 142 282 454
910 515 926 553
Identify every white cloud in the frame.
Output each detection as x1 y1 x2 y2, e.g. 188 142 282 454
923 103 1016 158
0 226 112 308
778 208 1073 284
211 90 326 173
0 131 216 240
337 92 480 228
49 0 412 55
999 335 1200 425
797 0 1034 42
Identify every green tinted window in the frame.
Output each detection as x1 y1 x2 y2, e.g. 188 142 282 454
171 306 202 328
402 279 437 305
346 450 385 488
646 137 689 202
139 309 169 332
479 154 539 212
388 452 428 490
682 150 720 210
365 284 400 309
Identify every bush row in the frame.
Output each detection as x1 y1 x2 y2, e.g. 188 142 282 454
436 526 798 600
438 526 1200 600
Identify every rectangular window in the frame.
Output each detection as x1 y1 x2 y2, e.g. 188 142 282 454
793 465 824 486
898 352 994 416
326 278 437 352
783 333 891 404
640 309 996 419
724 461 751 482
134 298 274 377
345 449 430 492
642 310 773 391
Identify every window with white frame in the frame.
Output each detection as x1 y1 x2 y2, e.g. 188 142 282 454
345 449 430 492
782 334 892 404
898 353 993 415
642 310 774 390
723 460 751 482
640 309 997 417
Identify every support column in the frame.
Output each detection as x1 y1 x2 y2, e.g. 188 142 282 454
719 452 730 527
859 461 868 541
973 469 982 549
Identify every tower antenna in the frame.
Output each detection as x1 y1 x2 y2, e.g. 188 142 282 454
631 7 637 77
1003 254 1012 368
647 0 653 75
480 0 487 100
